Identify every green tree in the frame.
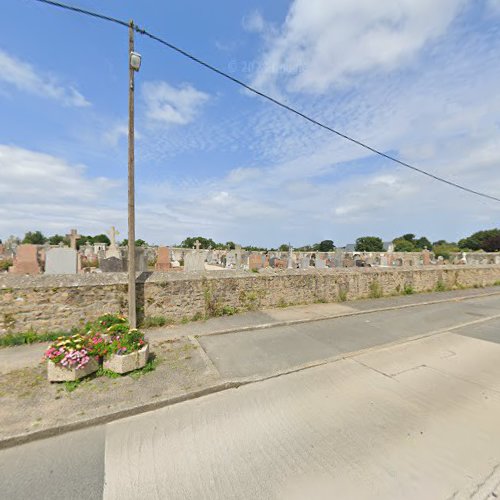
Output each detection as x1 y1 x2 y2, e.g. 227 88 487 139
355 236 383 252
318 240 335 252
180 236 217 249
22 231 47 245
415 236 432 249
93 234 111 245
432 239 448 247
459 229 500 251
121 239 147 247
279 243 290 252
393 238 416 252
401 233 416 243
225 241 236 250
48 234 66 245
433 243 459 260
244 245 268 251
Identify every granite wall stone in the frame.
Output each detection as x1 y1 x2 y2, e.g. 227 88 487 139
1 266 500 334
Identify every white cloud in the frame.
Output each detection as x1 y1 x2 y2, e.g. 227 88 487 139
252 0 468 93
103 122 142 147
242 10 266 33
142 81 209 125
0 49 90 107
0 145 121 237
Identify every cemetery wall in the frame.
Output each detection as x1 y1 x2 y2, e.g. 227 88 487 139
1 265 500 334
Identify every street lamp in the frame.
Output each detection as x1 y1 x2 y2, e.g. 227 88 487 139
127 22 141 328
130 51 142 72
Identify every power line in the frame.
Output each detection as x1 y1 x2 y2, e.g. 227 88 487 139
32 0 500 203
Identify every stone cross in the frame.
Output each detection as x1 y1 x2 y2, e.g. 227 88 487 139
194 240 201 251
66 229 81 250
108 226 119 247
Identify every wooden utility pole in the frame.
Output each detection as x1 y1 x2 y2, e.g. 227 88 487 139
127 21 137 328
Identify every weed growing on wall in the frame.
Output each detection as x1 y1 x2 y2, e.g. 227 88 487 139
369 280 383 299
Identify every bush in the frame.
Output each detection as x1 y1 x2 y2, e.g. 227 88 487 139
86 313 128 334
0 259 12 272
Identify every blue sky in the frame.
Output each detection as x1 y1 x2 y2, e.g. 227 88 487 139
1 0 500 247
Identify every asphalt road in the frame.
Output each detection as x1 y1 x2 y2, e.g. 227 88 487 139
2 294 500 499
199 293 500 378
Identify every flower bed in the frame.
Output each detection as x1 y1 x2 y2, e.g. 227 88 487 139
44 315 150 380
45 334 99 382
104 343 149 374
103 328 149 374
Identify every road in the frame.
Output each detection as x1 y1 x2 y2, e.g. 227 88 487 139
2 293 500 499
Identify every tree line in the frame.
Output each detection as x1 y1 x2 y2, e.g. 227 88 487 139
2 229 500 256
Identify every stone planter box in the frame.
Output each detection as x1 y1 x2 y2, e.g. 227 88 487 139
47 358 99 382
103 344 149 374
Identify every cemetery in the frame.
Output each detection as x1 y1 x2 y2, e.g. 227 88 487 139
1 262 500 335
2 229 500 336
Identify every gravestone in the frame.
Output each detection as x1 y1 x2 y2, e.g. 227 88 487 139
249 254 263 270
380 255 388 267
333 249 344 268
422 248 431 266
100 256 124 272
299 256 310 269
287 246 294 269
184 251 205 272
66 229 81 250
45 248 78 275
225 251 236 268
274 258 287 269
9 244 40 274
235 245 242 268
315 259 326 269
123 247 147 272
343 255 354 267
155 246 171 271
106 226 121 259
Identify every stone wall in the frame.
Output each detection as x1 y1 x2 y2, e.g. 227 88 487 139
1 266 500 334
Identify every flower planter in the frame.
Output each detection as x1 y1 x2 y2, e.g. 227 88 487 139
103 344 149 374
47 357 99 382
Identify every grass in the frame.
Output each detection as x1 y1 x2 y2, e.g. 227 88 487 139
403 284 415 295
338 289 348 302
128 356 160 380
435 280 448 292
63 380 82 392
141 316 174 328
61 355 161 391
0 330 75 348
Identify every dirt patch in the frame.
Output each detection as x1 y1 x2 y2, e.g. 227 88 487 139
0 337 221 441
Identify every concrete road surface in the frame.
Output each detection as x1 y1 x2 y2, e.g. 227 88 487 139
3 295 500 499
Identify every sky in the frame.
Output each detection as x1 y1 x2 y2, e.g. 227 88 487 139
1 0 500 247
